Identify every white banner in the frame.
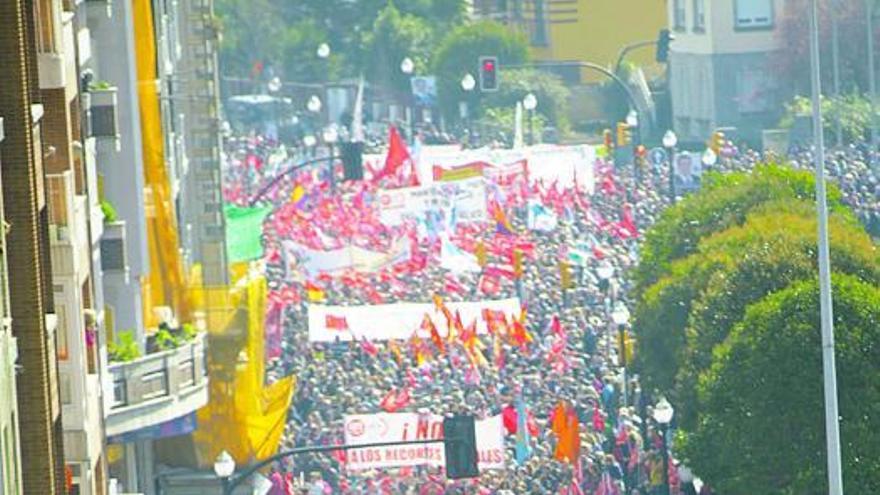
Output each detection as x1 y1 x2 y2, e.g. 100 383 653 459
282 237 410 275
343 413 506 471
308 298 521 342
377 178 488 226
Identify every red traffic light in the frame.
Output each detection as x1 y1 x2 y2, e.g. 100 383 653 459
482 60 495 72
479 56 499 92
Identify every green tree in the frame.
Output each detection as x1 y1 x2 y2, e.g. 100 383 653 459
483 68 571 134
780 94 878 144
682 275 880 494
432 21 529 122
633 165 848 294
633 200 872 401
365 3 434 95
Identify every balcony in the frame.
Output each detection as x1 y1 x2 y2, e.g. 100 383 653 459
104 332 208 437
47 171 91 283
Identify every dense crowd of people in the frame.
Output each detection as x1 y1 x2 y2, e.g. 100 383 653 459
221 131 879 495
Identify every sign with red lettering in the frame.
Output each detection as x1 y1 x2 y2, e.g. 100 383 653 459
343 413 505 471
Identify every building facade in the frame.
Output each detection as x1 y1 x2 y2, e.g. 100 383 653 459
0 119 24 495
474 0 667 83
0 0 68 491
85 0 220 492
667 0 788 143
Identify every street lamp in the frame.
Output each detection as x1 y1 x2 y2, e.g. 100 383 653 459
316 43 331 59
213 450 235 494
523 92 537 146
653 397 675 495
267 76 282 93
400 57 415 75
701 147 717 169
461 73 476 143
611 302 630 406
303 134 317 158
662 130 678 203
307 95 322 114
323 126 339 191
461 73 476 92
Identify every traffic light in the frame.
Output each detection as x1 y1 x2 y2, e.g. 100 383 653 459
709 131 725 154
617 329 635 366
479 56 499 92
340 142 364 181
656 29 672 63
444 415 479 480
559 260 573 290
616 122 631 147
512 248 523 278
475 241 488 268
603 129 614 151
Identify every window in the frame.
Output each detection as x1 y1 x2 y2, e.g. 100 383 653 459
736 68 774 113
693 0 706 31
673 0 686 30
734 0 773 30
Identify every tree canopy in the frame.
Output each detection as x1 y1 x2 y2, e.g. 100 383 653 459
682 275 880 494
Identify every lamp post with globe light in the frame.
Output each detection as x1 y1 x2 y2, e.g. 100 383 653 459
662 130 678 203
461 73 476 144
400 57 416 143
322 125 339 191
702 147 717 171
653 397 675 495
213 450 235 494
611 302 631 407
523 92 537 146
316 43 330 60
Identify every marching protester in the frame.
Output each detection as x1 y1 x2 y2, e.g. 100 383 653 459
223 129 875 495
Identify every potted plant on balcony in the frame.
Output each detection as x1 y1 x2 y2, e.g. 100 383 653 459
108 330 140 362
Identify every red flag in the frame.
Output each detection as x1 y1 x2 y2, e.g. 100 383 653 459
325 315 349 331
422 315 445 354
380 388 411 412
376 126 411 180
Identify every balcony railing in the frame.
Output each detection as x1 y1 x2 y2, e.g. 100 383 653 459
104 332 208 437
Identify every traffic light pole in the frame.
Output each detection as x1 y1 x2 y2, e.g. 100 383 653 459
218 438 452 495
248 154 341 206
508 61 642 133
613 40 658 75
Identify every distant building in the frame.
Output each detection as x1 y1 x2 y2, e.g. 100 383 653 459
473 0 668 83
666 0 789 144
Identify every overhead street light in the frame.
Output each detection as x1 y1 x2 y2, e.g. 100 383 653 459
307 95 322 113
461 73 476 92
317 43 331 59
400 57 415 75
653 397 674 495
663 130 678 203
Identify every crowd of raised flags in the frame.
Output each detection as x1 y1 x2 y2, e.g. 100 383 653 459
221 128 713 494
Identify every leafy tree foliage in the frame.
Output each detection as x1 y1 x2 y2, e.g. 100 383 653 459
633 165 848 293
682 275 880 494
483 68 571 133
633 201 874 406
432 21 529 121
778 0 877 95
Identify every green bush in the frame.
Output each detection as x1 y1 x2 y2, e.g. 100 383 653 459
682 275 880 493
634 200 876 423
108 330 140 362
634 164 848 293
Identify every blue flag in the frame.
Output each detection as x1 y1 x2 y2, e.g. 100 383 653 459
515 392 533 465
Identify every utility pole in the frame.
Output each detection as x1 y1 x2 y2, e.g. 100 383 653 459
809 0 844 493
